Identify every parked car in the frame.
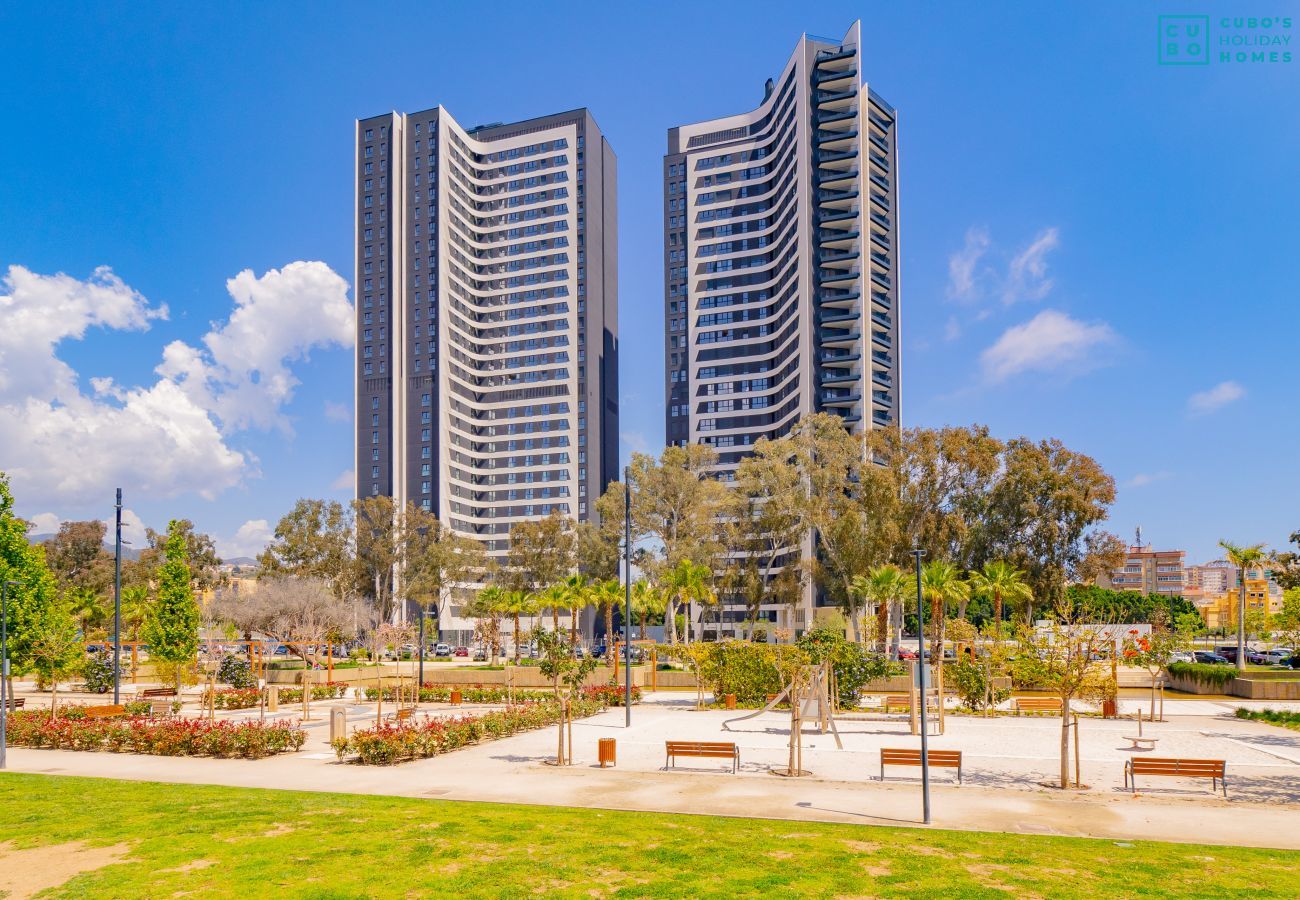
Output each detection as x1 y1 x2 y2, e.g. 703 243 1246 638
1215 645 1243 664
472 647 488 661
1193 650 1231 665
453 646 469 658
1260 648 1294 666
896 648 919 660
573 646 586 659
434 643 452 657
1247 648 1271 665
1168 651 1194 664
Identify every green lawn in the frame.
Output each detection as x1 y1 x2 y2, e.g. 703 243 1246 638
0 773 1296 898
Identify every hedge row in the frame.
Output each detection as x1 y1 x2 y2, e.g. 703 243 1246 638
5 710 305 759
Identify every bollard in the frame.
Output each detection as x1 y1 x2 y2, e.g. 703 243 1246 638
268 685 279 712
330 707 347 743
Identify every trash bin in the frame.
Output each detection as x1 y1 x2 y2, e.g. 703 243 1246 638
598 737 616 768
724 693 737 710
450 689 463 705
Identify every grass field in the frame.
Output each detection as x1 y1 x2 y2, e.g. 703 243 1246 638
0 773 1296 898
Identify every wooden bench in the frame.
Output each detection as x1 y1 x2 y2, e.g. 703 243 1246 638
665 741 740 773
83 705 127 719
391 707 415 724
1125 757 1226 797
1012 697 1062 716
2 697 25 711
880 748 963 783
148 699 175 717
882 694 914 713
136 688 178 701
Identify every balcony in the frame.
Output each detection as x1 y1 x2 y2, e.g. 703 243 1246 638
870 191 891 211
815 47 856 65
818 168 858 187
821 330 860 348
871 349 894 368
820 350 860 366
869 132 890 153
819 228 859 248
870 291 891 311
820 391 861 407
871 311 892 329
816 88 856 108
871 271 892 289
818 209 857 228
815 66 857 85
820 249 860 267
872 390 892 404
819 289 860 308
872 330 891 349
817 188 859 208
817 148 856 165
816 109 857 128
869 172 891 191
818 268 858 287
872 411 894 426
820 369 859 386
870 231 891 252
816 128 858 148
819 309 860 326
872 370 893 388
870 250 891 268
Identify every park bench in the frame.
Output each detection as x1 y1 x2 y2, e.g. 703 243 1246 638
879 747 963 783
1125 757 1226 797
392 708 415 724
83 705 127 719
148 699 175 717
1012 697 1062 716
136 688 178 702
665 741 740 773
2 697 25 711
882 694 914 713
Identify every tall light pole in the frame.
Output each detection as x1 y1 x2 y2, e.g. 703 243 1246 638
1 579 24 770
113 488 123 705
623 465 632 727
911 548 931 825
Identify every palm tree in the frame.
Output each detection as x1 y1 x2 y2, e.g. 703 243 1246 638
560 574 590 647
67 586 107 638
591 579 623 659
498 590 536 661
920 561 970 662
537 583 569 636
968 560 1033 645
1219 540 1269 672
630 580 660 640
852 564 911 657
664 560 716 643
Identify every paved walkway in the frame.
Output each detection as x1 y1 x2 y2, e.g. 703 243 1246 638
5 693 1300 850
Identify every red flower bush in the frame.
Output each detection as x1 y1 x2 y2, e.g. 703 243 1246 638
5 709 305 759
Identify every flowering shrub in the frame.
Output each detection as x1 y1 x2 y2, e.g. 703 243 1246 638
4 709 305 758
218 655 257 689
581 684 642 706
203 687 263 710
279 682 349 703
82 651 115 694
333 700 605 765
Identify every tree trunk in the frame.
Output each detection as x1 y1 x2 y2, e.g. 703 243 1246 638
552 607 559 633
604 602 614 659
1060 697 1071 788
513 613 521 661
666 597 677 644
1236 583 1247 672
50 676 59 718
876 602 889 653
994 590 1004 646
570 606 578 646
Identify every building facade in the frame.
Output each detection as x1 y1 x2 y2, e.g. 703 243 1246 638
1104 544 1186 597
354 107 618 635
662 21 901 637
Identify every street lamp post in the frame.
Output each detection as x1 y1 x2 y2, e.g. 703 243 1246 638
911 548 931 825
623 466 632 727
113 488 122 705
2 579 24 770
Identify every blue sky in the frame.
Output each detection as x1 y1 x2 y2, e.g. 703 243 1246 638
0 1 1296 562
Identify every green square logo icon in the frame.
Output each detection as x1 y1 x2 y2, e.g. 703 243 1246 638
1159 15 1210 65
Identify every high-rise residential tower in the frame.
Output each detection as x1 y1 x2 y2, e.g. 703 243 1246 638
354 107 618 631
662 21 901 636
664 21 899 465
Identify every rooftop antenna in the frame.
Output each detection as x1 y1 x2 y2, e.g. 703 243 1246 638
1135 525 1142 549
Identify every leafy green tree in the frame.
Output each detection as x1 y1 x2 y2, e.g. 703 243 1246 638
968 560 1033 642
1219 540 1269 672
629 580 661 638
495 589 537 661
536 629 598 765
142 520 201 690
506 511 576 630
258 498 354 596
0 473 60 692
29 603 84 714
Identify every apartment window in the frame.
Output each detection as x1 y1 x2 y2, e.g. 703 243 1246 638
371 431 379 444
371 449 379 461
371 466 380 478
365 128 373 140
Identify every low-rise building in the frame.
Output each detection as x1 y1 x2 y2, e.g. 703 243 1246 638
1104 544 1186 597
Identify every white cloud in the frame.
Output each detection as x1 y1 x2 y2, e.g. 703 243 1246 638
0 261 350 514
157 261 353 433
1003 227 1059 304
28 512 61 535
946 227 990 301
330 469 355 491
324 401 351 424
980 309 1118 383
218 519 273 560
1187 381 1245 416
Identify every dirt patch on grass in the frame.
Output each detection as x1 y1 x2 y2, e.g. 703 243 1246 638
162 858 216 873
0 841 133 898
262 823 297 837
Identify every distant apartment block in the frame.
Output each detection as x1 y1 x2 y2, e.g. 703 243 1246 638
354 107 618 632
1104 543 1186 596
